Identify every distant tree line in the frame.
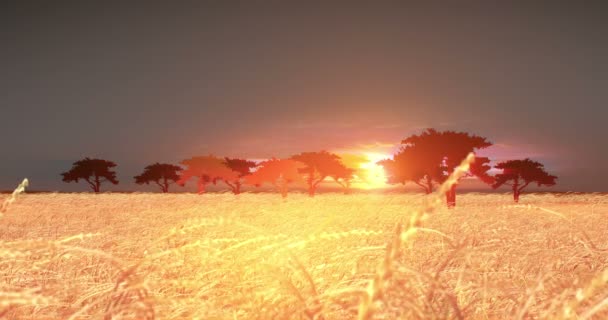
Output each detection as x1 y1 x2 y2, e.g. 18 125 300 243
60 128 557 206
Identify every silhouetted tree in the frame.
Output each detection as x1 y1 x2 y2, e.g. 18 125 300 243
222 158 258 195
492 159 557 202
469 156 495 185
401 129 493 207
245 158 304 198
177 155 239 194
290 151 353 196
61 157 118 193
134 163 182 193
328 163 356 193
378 145 445 194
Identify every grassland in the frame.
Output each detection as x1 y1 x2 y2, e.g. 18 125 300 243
1 191 607 319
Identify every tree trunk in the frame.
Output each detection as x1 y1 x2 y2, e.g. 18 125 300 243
280 181 288 198
343 184 351 194
446 185 456 208
308 177 315 196
225 180 240 195
197 176 207 194
512 177 520 203
162 177 169 193
425 175 433 194
308 187 315 197
94 175 101 193
307 174 315 197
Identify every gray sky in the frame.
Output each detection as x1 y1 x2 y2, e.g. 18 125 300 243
1 2 607 192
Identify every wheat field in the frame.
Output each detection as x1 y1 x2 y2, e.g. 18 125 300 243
1 190 607 319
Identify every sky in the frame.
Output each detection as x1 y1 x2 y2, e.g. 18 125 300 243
1 2 607 192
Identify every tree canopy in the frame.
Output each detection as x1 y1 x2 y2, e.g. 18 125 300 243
403 128 492 171
290 151 354 196
222 157 258 194
61 157 119 193
327 162 356 192
492 158 557 202
177 155 239 194
397 128 493 207
55 128 564 202
134 163 182 193
378 145 445 194
245 158 304 198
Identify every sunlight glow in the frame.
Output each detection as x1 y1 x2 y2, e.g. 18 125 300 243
354 152 389 189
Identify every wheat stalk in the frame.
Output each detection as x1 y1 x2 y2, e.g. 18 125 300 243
357 153 475 320
559 268 608 319
0 178 29 216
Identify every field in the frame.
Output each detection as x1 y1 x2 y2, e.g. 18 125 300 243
1 191 607 319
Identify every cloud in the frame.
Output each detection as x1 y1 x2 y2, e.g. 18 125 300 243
356 141 398 150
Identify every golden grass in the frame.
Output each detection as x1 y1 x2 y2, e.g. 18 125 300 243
0 178 28 217
1 186 607 318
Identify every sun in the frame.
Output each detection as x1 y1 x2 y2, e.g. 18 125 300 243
336 152 390 189
354 152 389 189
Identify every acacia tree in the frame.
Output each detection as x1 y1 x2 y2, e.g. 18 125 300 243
468 156 495 185
177 155 239 194
245 158 304 198
61 157 119 193
134 163 182 193
378 145 445 194
290 151 353 196
328 162 356 194
492 159 557 202
222 158 258 195
401 128 493 207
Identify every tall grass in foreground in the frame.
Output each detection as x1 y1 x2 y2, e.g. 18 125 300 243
0 178 28 216
357 153 477 319
0 171 607 318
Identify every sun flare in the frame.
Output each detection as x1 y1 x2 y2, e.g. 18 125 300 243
354 152 389 189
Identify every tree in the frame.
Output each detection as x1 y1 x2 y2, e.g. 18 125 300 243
290 151 353 196
338 154 368 178
61 157 119 193
337 154 375 192
134 163 182 193
401 128 493 207
222 158 258 195
492 159 557 202
328 162 356 193
177 155 239 194
378 145 445 194
245 158 304 198
469 156 495 185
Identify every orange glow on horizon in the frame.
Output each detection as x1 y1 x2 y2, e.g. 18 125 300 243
351 152 390 189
